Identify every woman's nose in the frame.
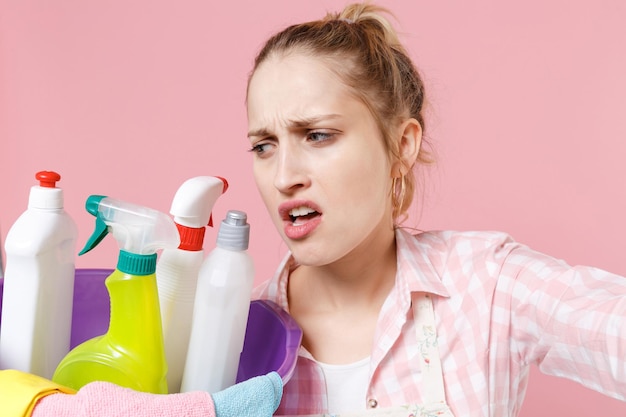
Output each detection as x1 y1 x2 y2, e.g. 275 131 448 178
273 146 310 194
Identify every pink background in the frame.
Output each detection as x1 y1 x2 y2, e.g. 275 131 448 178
1 0 625 414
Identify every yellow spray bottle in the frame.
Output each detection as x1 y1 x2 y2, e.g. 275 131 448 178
52 195 180 393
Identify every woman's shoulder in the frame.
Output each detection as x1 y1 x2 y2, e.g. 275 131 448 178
397 228 527 274
400 228 517 252
397 229 533 295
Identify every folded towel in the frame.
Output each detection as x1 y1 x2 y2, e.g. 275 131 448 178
212 371 283 417
33 380 216 417
31 371 282 417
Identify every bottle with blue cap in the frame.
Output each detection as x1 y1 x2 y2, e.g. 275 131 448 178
181 210 255 393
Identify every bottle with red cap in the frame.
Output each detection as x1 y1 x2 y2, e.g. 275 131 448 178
0 171 78 379
155 176 228 393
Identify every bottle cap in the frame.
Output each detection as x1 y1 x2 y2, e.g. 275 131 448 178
28 171 64 209
216 210 250 251
117 250 158 275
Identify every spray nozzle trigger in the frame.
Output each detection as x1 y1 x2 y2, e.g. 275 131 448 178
170 176 229 230
79 195 109 256
209 177 228 228
79 194 180 257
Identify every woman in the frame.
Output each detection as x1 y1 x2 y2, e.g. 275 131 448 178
247 2 626 416
7 2 625 417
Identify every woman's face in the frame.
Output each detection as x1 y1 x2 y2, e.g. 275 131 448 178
247 52 395 267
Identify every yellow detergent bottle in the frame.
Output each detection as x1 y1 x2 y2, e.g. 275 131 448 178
52 195 180 394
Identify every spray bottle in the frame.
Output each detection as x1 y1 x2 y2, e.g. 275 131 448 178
0 171 77 379
180 210 255 393
156 175 228 393
52 195 179 393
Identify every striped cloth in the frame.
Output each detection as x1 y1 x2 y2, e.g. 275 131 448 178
253 228 626 416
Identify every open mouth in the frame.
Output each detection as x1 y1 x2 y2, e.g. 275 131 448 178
288 206 321 225
279 202 323 239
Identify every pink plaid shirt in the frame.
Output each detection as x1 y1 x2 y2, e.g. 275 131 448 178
253 228 626 416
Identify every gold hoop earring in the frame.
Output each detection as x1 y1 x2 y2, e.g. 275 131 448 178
392 175 406 216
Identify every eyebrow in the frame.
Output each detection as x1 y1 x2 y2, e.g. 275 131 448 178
248 113 342 138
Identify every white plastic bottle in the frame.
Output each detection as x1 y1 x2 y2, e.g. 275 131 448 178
0 171 78 378
180 210 255 393
155 176 228 393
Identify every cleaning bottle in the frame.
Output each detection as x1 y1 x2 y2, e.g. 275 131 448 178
0 171 78 379
52 195 179 393
180 210 255 393
156 175 228 393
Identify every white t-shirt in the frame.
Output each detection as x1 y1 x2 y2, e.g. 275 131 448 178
317 356 370 414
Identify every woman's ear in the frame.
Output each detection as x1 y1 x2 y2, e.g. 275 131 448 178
392 118 422 176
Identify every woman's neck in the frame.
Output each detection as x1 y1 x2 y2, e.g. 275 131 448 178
286 227 398 363
293 226 397 306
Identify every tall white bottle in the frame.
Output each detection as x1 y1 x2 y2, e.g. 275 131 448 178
180 210 255 393
0 171 78 378
156 176 228 393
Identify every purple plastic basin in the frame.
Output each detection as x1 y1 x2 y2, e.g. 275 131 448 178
0 268 301 384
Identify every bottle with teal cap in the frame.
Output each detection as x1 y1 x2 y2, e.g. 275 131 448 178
52 195 180 393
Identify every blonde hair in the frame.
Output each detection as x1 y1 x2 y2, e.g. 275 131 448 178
249 2 432 221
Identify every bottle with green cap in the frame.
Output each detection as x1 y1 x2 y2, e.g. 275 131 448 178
52 195 180 394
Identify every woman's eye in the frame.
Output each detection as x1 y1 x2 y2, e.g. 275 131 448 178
307 131 333 142
248 142 272 155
